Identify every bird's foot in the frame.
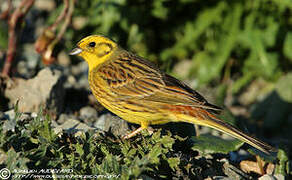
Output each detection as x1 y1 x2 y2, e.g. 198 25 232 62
122 126 153 139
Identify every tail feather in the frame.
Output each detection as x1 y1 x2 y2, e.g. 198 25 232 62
205 102 223 115
181 109 276 154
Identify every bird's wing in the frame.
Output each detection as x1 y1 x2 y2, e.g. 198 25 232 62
97 51 222 113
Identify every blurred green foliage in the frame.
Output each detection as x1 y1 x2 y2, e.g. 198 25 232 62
0 21 8 50
61 0 292 90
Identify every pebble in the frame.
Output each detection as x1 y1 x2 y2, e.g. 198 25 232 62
258 174 285 180
93 113 129 137
80 106 97 118
4 68 65 114
57 114 70 124
53 118 94 136
80 106 98 126
94 114 106 130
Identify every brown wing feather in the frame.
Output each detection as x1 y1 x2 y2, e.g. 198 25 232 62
98 50 222 113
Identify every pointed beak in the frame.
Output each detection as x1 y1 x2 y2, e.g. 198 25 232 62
69 47 83 55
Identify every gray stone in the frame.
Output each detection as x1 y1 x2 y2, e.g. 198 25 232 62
222 161 251 179
57 114 83 126
80 106 97 119
4 68 65 114
258 174 285 180
94 113 129 137
93 114 107 130
3 109 30 121
2 109 30 133
212 176 232 180
57 113 71 124
54 118 94 136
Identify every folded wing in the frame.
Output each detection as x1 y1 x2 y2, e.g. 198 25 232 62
97 50 222 114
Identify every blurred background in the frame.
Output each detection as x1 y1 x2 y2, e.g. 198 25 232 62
0 0 291 178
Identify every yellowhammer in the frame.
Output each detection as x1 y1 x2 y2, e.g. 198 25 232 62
70 35 275 154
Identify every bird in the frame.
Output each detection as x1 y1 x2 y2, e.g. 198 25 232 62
69 35 276 154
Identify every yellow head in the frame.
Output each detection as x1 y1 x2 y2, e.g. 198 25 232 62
69 35 118 70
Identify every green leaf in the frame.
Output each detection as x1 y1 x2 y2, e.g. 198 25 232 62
275 73 292 103
75 143 84 156
283 32 292 61
191 134 244 155
29 137 39 144
275 149 289 176
231 72 254 93
167 157 180 171
206 3 242 84
158 135 175 149
152 0 169 20
148 145 162 163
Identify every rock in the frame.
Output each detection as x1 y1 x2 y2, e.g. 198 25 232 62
93 114 107 130
2 109 30 133
210 176 232 180
2 110 17 133
53 118 94 136
50 119 59 128
94 113 129 137
258 174 285 180
57 113 70 124
222 160 251 179
3 109 30 121
80 106 98 126
80 106 97 119
4 68 65 114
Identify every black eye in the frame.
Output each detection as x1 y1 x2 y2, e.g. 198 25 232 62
89 42 96 47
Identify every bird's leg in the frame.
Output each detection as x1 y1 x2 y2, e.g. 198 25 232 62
194 124 200 137
122 127 145 139
122 122 151 139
